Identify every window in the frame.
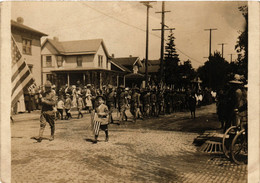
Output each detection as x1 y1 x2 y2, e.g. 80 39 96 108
57 56 63 67
77 56 82 67
106 58 108 69
133 65 138 74
98 55 103 67
46 74 54 83
46 56 52 67
22 38 32 55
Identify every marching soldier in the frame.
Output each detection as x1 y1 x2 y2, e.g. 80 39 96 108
157 89 164 115
106 84 116 123
143 89 151 118
117 85 128 123
34 80 56 142
150 88 157 117
130 87 139 122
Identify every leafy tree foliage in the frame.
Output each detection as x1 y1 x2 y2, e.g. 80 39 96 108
164 31 180 87
235 5 248 78
197 51 230 91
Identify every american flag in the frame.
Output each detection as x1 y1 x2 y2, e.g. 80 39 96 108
11 35 35 107
92 113 101 136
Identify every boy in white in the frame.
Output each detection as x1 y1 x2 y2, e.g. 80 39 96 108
57 97 64 120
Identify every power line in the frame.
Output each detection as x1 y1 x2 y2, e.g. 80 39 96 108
81 2 203 65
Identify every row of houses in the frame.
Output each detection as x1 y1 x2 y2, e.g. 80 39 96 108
11 17 160 89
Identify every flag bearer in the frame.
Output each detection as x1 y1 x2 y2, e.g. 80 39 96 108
92 96 109 144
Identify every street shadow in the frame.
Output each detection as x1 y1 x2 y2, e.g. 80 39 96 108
85 138 101 143
30 136 50 143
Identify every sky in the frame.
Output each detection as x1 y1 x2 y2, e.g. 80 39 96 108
11 1 247 68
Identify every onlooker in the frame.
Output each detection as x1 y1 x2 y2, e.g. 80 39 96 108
57 96 65 120
64 94 72 120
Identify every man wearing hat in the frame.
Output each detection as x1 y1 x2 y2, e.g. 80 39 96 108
105 84 116 123
117 85 128 123
65 93 72 120
130 87 139 122
34 80 56 142
77 93 85 119
224 74 246 131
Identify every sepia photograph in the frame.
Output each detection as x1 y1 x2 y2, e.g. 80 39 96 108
5 1 255 182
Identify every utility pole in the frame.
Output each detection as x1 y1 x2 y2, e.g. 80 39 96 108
204 28 217 57
152 1 171 84
141 1 155 88
230 54 233 62
218 43 227 58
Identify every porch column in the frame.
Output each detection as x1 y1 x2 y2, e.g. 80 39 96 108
123 75 125 87
83 73 86 86
67 73 70 86
99 72 102 89
117 75 119 87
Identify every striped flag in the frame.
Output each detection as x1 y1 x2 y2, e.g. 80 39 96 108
11 35 35 107
92 113 101 136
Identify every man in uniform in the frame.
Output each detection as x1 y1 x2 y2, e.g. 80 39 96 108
150 88 157 117
143 88 151 118
34 80 56 142
106 84 116 124
117 85 128 123
130 87 139 122
157 89 164 115
224 74 245 131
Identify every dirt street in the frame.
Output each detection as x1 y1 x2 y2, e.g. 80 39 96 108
11 104 247 183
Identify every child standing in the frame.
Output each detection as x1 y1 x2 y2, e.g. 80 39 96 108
85 93 93 113
92 96 109 144
64 94 72 120
57 96 64 120
77 93 84 119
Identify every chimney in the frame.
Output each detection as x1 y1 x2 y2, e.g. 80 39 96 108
53 37 59 42
17 17 24 24
111 54 115 58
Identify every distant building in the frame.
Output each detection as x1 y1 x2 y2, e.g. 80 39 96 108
140 59 160 84
111 55 144 87
11 18 48 86
41 38 125 88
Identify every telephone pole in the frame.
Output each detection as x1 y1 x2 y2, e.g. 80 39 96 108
204 28 217 57
228 53 233 62
141 1 155 87
152 1 172 83
218 43 227 58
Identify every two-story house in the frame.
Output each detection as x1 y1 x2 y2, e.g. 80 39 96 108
41 38 125 88
11 17 48 86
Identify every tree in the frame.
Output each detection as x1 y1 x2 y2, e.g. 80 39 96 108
164 31 180 88
235 5 248 79
197 51 230 91
178 60 196 89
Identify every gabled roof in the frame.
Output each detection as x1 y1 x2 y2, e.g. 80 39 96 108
142 59 160 66
110 60 131 73
148 60 160 66
112 57 142 67
42 38 110 56
11 20 48 37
